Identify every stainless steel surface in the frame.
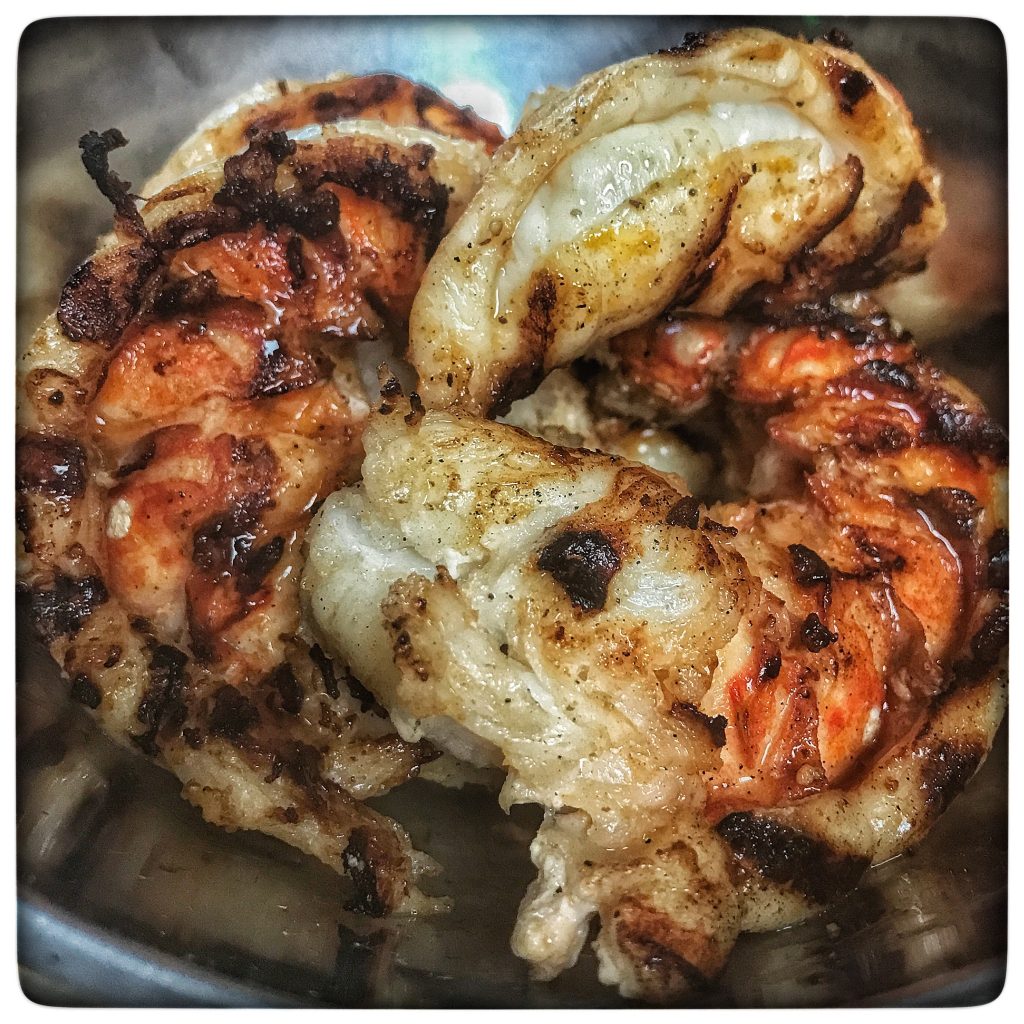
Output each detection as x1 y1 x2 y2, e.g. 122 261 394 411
17 16 1008 1008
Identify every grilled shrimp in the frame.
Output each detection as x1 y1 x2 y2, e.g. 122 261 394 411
17 86 498 914
407 27 945 416
303 312 1006 997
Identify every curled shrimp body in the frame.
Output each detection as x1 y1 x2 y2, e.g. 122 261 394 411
18 91 497 914
408 27 945 417
303 315 1006 998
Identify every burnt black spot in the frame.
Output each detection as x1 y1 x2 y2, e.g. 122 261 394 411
266 663 304 715
488 358 544 418
659 31 709 56
16 434 87 500
115 437 157 478
191 480 283 603
154 270 220 315
29 573 109 644
788 544 832 589
700 517 738 537
132 644 189 755
924 388 1008 463
860 359 917 392
342 826 397 917
666 496 701 529
987 530 1009 592
759 647 782 682
670 701 727 747
78 128 146 234
821 27 854 50
537 529 621 612
801 613 838 652
103 645 122 668
208 684 261 741
379 374 403 401
969 602 1008 675
275 188 340 239
824 57 875 115
745 298 907 349
343 669 386 717
920 739 984 818
309 643 341 700
70 673 102 709
286 233 306 285
716 812 869 904
404 391 426 426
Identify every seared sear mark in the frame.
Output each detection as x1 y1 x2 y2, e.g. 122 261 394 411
70 673 102 709
28 573 109 644
133 644 189 755
800 613 839 652
851 178 933 277
57 246 158 344
520 270 559 353
311 75 398 119
266 663 304 715
669 701 727 747
788 543 832 589
716 812 869 905
700 517 738 537
918 487 981 539
215 130 342 239
342 825 400 917
537 529 622 611
967 602 1009 676
666 496 701 529
675 181 744 305
309 644 341 699
920 739 984 819
241 73 503 154
16 434 87 499
613 906 712 993
208 684 261 740
290 138 449 250
344 669 388 717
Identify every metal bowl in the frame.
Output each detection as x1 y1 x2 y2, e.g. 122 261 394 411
17 15 1007 1007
